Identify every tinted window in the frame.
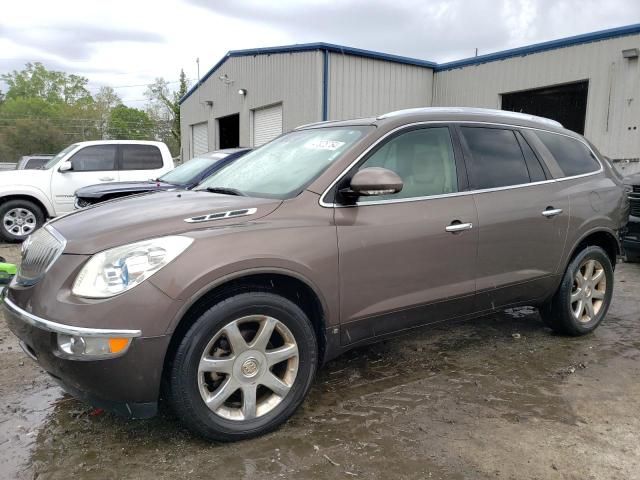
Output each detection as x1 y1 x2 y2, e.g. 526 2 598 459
25 158 49 169
69 145 116 172
515 132 546 182
461 127 530 189
535 131 599 177
121 145 163 170
357 127 457 201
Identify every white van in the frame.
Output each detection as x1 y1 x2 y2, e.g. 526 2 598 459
0 140 174 242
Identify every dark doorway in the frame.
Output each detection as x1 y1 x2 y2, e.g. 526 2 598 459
217 113 240 149
501 81 589 134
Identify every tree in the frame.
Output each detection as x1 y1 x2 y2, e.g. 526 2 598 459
107 105 154 140
145 69 189 155
1 62 92 105
94 86 122 138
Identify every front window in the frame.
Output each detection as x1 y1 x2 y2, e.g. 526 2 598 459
43 144 78 169
197 127 371 199
160 154 227 185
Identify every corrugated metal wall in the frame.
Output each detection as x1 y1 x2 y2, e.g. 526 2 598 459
433 34 640 161
180 51 323 159
328 53 434 120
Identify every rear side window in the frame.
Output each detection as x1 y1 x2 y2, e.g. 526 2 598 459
69 145 117 172
515 131 547 182
535 131 600 177
460 127 530 189
120 145 163 170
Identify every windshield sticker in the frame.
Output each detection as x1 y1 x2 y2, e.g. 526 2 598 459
304 140 345 151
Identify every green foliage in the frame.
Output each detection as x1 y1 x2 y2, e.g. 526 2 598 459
0 62 182 162
1 62 92 106
106 105 154 140
145 69 189 156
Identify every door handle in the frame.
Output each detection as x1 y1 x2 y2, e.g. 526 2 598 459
542 208 563 218
99 177 115 182
445 222 473 233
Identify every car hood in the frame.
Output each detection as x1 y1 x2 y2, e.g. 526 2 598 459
50 190 283 254
624 173 640 186
76 180 176 198
0 168 50 186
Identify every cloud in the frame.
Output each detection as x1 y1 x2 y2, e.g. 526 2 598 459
1 25 165 61
188 0 640 62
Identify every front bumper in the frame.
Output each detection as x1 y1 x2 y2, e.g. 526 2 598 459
1 288 169 418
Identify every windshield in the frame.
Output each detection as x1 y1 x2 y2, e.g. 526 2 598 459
43 144 78 169
197 127 370 199
160 154 227 185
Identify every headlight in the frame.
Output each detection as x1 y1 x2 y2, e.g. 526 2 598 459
72 236 193 298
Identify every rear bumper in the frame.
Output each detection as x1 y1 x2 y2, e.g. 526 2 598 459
1 288 168 419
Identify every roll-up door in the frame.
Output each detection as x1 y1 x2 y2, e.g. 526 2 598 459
253 104 283 146
192 122 208 156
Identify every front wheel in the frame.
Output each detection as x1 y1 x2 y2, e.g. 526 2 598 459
0 199 45 243
168 292 318 441
540 246 614 336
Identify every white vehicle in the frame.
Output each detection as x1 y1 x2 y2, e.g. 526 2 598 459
0 140 174 242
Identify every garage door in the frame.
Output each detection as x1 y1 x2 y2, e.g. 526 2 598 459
253 104 283 146
192 122 208 157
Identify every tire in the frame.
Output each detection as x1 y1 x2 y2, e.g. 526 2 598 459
540 246 614 336
0 199 45 243
168 292 318 442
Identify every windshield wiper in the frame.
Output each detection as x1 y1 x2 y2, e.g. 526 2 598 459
205 187 246 196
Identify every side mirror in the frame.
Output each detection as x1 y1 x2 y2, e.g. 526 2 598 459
345 167 403 198
59 160 73 172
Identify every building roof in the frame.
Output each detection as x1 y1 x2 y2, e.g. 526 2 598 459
179 42 437 105
180 23 640 104
435 22 640 71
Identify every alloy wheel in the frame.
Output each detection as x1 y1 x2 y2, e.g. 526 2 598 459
197 315 299 421
3 208 37 237
570 259 607 323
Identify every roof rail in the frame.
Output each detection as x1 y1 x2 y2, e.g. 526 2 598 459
377 107 563 128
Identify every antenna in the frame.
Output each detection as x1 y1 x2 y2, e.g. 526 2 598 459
196 57 201 105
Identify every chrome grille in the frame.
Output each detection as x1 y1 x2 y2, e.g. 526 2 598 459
16 226 65 286
630 200 640 217
633 185 640 194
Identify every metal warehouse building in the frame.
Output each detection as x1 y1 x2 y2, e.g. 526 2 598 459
180 23 640 169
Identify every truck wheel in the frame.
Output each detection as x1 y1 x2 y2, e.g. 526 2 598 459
540 246 613 336
0 199 45 243
168 292 317 441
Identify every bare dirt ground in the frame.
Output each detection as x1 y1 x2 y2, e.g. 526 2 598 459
1 242 640 480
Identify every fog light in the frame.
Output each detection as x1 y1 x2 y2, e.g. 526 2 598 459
57 334 132 359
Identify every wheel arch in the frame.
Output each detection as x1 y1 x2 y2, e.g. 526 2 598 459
162 270 329 383
565 228 619 269
0 193 53 218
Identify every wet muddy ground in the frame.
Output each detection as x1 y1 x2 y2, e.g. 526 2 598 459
1 242 640 479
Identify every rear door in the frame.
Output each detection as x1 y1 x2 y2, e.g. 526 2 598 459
118 144 167 182
457 125 570 310
335 125 478 345
50 144 119 214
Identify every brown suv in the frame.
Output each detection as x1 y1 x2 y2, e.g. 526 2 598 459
2 108 628 441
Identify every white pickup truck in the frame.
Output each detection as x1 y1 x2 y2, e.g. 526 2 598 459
0 140 174 242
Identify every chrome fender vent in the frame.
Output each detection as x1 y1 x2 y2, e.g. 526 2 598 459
184 208 257 223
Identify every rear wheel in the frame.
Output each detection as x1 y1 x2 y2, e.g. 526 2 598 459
0 199 45 243
168 292 317 441
540 246 613 335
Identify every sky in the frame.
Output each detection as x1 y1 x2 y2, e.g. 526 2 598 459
1 0 639 106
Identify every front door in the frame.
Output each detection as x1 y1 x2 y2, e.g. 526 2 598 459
457 125 570 310
50 144 119 215
334 126 478 345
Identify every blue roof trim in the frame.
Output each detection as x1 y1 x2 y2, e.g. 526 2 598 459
180 23 640 104
179 42 436 104
435 23 640 71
